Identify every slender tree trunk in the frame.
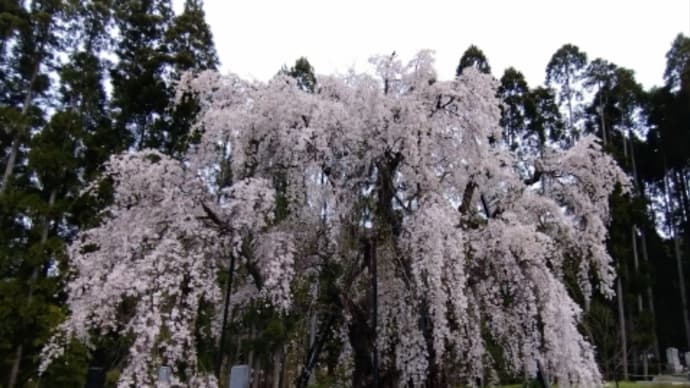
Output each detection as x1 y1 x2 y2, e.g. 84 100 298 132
7 189 56 388
1 67 40 194
664 170 690 350
673 234 690 350
370 239 379 388
247 325 257 388
631 228 643 313
617 275 629 380
639 230 661 373
566 78 574 138
306 281 319 386
0 27 48 194
673 171 689 224
631 226 647 378
272 348 282 388
278 345 286 388
629 133 639 187
252 356 261 388
598 88 607 146
216 252 236 378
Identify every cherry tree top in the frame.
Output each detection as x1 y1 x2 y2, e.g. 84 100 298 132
42 51 627 387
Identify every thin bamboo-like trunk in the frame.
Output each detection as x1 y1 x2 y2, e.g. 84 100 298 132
8 189 56 388
307 281 318 386
664 170 690 350
640 230 661 372
673 234 690 349
631 227 647 377
272 348 282 388
598 88 607 146
0 32 46 194
248 325 256 388
1 77 37 194
617 275 629 380
567 78 574 141
252 356 261 388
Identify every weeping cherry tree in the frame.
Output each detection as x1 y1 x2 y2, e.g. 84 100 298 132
41 51 628 387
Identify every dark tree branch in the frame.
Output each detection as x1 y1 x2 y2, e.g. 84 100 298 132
523 169 544 186
201 202 229 232
458 180 476 215
480 194 491 219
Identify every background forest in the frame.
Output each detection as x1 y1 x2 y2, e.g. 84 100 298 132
1 0 689 387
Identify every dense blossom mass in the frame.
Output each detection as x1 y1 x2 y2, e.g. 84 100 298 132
41 51 627 387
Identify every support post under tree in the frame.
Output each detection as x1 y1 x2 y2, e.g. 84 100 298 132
371 238 379 388
217 252 237 378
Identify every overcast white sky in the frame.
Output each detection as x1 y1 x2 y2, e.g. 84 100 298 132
195 1 689 89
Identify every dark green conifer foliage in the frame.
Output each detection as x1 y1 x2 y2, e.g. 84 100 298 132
545 44 588 140
165 0 219 157
0 2 66 386
288 57 317 93
455 44 491 76
526 86 565 146
110 0 173 151
584 59 645 158
0 1 116 385
497 67 530 149
166 0 218 73
664 34 690 92
1 0 62 193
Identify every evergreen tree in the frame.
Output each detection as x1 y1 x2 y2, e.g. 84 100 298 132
582 59 662 379
497 67 530 150
0 2 66 386
526 86 565 148
455 44 491 76
1 0 62 193
287 57 316 93
584 60 645 159
110 0 174 151
165 0 218 73
641 35 690 354
545 44 588 142
664 33 690 92
164 0 218 157
1 1 117 385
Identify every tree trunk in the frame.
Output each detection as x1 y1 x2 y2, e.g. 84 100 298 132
349 315 374 388
7 189 56 388
673 233 690 350
664 170 690 350
0 34 46 194
617 275 629 380
598 87 607 146
348 241 375 388
566 78 574 140
673 170 689 224
639 230 661 373
272 348 282 388
631 226 650 377
252 356 261 388
307 280 319 386
248 325 256 387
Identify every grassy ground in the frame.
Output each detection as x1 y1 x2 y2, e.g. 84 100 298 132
605 382 690 388
495 382 690 388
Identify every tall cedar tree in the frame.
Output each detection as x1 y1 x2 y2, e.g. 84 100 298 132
0 1 64 387
545 44 588 143
165 0 218 157
456 44 491 76
110 0 174 152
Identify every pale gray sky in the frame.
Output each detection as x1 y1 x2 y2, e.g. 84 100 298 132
196 0 689 89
